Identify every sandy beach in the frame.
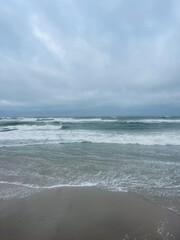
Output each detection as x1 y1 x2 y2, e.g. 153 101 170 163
0 187 179 240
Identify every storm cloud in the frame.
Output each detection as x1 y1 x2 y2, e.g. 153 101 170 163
0 0 180 116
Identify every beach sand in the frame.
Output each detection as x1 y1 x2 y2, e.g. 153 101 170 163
0 187 179 240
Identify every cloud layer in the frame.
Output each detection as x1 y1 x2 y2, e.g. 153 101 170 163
0 0 180 116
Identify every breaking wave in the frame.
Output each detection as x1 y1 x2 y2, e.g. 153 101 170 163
1 117 180 146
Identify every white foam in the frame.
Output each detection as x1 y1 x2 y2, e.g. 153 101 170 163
1 129 180 146
126 119 180 124
51 118 118 123
1 117 180 124
0 181 96 189
0 117 118 123
16 125 62 131
0 117 36 122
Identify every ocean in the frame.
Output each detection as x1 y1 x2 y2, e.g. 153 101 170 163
0 116 180 212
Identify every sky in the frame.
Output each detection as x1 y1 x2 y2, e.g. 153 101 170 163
0 0 180 116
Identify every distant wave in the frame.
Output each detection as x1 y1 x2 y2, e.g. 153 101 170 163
126 119 180 124
0 127 18 132
61 125 70 129
1 117 180 127
36 118 54 121
0 118 118 127
0 121 40 127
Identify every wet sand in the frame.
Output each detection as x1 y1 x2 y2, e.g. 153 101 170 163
0 187 180 240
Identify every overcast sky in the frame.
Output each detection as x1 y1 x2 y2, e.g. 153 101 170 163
0 0 180 116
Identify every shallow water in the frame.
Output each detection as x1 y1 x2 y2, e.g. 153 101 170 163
0 117 180 212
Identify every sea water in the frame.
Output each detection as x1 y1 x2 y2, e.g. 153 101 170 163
0 117 179 211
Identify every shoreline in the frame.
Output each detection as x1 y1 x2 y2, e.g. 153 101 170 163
0 187 180 240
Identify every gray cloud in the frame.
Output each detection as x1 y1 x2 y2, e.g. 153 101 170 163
0 0 180 116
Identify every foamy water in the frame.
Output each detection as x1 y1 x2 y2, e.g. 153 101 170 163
1 117 180 146
0 117 180 212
